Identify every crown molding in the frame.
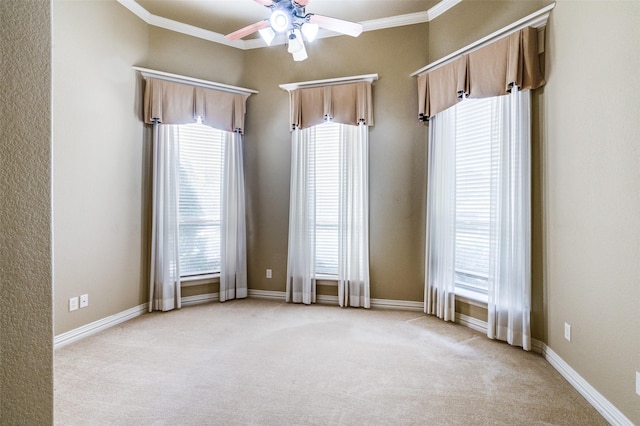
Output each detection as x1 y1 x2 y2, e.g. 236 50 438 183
118 0 460 51
362 10 430 32
117 0 243 49
427 0 463 21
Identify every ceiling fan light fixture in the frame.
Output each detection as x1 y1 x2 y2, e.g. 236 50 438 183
301 22 319 42
258 27 276 45
292 41 308 61
288 29 307 61
270 10 290 33
287 30 304 54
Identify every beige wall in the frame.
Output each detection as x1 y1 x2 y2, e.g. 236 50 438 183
53 0 149 334
241 25 430 302
542 1 640 422
146 26 245 87
0 0 53 423
47 0 640 422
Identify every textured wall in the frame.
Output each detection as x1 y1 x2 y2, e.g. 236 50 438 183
543 1 640 422
0 0 53 424
53 0 149 334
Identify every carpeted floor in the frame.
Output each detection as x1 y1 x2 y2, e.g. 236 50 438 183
54 299 606 425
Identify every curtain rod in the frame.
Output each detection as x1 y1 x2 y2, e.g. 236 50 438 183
279 74 379 92
410 2 555 77
133 66 259 95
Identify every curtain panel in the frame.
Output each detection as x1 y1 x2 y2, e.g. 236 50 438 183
289 81 373 130
143 78 249 133
417 26 545 121
220 131 248 302
149 125 181 312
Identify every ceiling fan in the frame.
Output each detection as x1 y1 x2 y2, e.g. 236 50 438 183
225 0 364 62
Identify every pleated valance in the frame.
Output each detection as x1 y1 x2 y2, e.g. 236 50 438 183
417 26 545 121
143 77 250 133
287 81 374 130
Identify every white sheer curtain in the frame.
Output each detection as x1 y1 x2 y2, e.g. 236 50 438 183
338 123 370 308
286 122 370 307
149 124 248 311
487 89 531 350
220 131 248 302
424 89 531 349
149 124 181 312
286 127 316 304
424 107 457 321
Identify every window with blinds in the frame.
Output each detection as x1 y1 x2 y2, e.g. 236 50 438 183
314 122 341 276
177 123 224 278
454 98 496 294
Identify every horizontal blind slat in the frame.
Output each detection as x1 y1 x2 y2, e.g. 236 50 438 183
178 123 224 277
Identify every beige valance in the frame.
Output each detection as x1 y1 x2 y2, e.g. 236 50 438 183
289 81 374 130
418 26 545 121
143 78 249 133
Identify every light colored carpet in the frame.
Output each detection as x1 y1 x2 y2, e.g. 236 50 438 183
54 299 606 425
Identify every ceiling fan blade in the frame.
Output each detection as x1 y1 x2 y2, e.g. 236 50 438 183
308 14 363 38
294 0 311 6
224 20 270 41
254 0 275 6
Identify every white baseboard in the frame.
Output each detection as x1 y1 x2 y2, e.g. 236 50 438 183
54 303 148 349
248 289 286 301
181 292 219 306
454 313 545 356
248 289 424 312
371 297 423 311
456 312 488 334
541 344 633 426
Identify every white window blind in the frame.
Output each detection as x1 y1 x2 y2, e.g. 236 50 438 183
177 123 224 277
314 122 341 276
454 98 496 293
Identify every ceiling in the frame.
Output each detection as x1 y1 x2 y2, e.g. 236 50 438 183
133 0 442 42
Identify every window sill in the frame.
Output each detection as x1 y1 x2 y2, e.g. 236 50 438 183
455 287 488 308
180 273 220 287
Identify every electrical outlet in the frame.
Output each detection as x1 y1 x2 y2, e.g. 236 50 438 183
266 269 272 279
69 297 79 312
564 323 571 342
636 371 640 396
80 294 89 308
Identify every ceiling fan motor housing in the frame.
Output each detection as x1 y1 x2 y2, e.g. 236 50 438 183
270 0 308 32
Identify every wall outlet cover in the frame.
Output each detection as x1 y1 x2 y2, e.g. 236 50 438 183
636 371 640 396
80 293 89 308
266 269 272 279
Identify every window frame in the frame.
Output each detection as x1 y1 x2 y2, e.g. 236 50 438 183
452 97 497 304
176 122 225 281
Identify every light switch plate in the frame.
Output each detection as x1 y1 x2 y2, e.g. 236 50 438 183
69 297 79 312
564 323 571 342
636 371 640 396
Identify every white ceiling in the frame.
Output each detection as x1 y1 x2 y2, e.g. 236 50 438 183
130 0 446 42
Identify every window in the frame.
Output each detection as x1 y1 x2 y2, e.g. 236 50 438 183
314 122 341 276
287 119 370 306
177 123 225 278
453 98 496 295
